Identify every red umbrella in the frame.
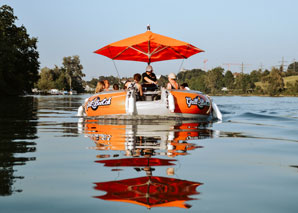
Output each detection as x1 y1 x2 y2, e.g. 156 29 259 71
96 157 176 167
94 176 202 209
94 28 204 63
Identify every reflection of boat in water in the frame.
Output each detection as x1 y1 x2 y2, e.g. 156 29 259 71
83 120 207 209
80 119 211 208
94 176 202 209
77 27 222 121
83 120 213 157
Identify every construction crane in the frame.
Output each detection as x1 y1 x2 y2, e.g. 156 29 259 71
222 62 251 74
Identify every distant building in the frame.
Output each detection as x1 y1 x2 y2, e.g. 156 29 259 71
50 89 59 95
85 85 95 92
233 72 241 78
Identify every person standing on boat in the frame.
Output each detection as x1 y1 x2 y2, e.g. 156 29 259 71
167 73 179 89
142 65 158 85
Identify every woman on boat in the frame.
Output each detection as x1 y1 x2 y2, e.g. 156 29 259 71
104 80 110 91
166 73 179 90
95 81 105 93
127 73 143 100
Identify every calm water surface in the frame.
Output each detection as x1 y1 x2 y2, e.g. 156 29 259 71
0 95 298 213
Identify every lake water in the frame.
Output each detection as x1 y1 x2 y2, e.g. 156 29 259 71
1 95 298 213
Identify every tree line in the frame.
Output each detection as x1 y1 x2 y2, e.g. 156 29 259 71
1 4 298 96
85 63 298 96
176 64 298 96
37 56 85 93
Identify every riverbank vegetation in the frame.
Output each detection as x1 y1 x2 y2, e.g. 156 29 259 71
176 64 298 96
84 64 298 96
36 55 85 93
1 4 298 97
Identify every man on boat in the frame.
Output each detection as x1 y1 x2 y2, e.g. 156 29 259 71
142 65 158 91
142 65 157 85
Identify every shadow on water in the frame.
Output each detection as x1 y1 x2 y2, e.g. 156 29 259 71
0 96 38 196
81 119 214 209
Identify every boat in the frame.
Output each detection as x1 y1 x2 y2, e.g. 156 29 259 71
77 26 222 121
78 86 221 120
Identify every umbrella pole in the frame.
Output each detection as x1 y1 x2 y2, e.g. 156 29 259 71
112 60 121 84
178 59 185 73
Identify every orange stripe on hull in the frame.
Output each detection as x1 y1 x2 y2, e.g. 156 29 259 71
85 92 127 116
170 91 211 115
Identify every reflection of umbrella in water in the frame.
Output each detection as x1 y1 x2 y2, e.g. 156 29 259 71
96 157 176 167
94 176 202 209
94 26 204 63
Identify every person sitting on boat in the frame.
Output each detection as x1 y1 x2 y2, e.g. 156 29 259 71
104 79 110 91
180 82 190 90
95 81 105 93
166 73 179 90
127 73 143 101
142 65 158 91
113 83 119 90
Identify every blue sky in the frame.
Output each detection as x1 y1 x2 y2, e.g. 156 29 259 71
2 0 298 80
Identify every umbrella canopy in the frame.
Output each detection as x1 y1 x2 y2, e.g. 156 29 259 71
94 176 202 209
94 29 204 63
96 157 176 167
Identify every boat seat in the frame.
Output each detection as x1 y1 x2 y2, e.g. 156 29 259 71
142 84 158 92
143 90 161 101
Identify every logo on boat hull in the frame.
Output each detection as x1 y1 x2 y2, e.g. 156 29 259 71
92 134 112 141
87 97 112 110
185 96 210 109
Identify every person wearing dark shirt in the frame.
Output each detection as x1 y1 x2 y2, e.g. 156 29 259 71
142 65 157 84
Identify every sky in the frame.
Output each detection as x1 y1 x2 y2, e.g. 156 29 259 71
2 0 298 80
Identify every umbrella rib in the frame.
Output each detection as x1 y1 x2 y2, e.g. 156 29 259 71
129 46 149 56
112 47 130 60
112 46 148 60
150 45 168 56
135 45 148 55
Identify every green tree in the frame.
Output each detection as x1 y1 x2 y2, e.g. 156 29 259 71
37 67 55 90
177 68 207 92
235 73 254 93
204 67 224 94
250 69 262 82
266 67 284 96
157 75 168 88
62 55 85 92
223 70 234 89
0 5 39 95
98 75 120 85
286 62 298 76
